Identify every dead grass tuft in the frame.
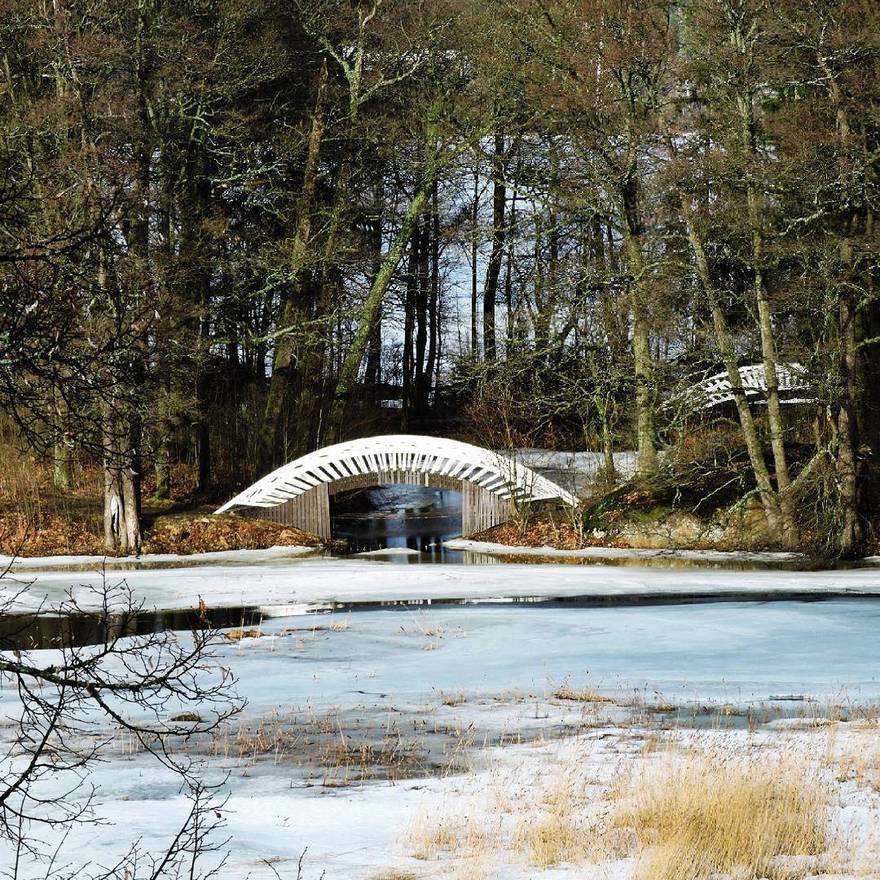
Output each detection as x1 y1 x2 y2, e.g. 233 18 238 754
513 812 585 868
404 809 470 860
0 511 105 556
511 774 593 868
224 628 263 641
553 685 613 704
368 872 420 880
617 756 828 880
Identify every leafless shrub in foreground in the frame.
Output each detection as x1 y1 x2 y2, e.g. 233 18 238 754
0 568 242 879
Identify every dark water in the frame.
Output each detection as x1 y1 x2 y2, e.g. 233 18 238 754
331 484 465 563
0 606 263 651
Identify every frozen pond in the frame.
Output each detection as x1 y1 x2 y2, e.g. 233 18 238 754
5 571 880 880
224 599 880 709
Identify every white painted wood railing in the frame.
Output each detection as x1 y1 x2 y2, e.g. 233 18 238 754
677 363 812 411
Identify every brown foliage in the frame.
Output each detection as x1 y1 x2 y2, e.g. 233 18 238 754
142 514 322 555
0 512 105 557
470 517 621 550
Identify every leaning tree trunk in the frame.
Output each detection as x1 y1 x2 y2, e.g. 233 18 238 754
732 34 798 548
326 179 435 442
682 196 783 541
745 181 798 547
262 60 328 469
482 132 507 362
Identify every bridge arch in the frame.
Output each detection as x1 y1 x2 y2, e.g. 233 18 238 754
215 434 578 540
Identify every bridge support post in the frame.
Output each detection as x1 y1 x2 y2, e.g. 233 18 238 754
255 477 513 541
257 483 331 540
461 482 512 535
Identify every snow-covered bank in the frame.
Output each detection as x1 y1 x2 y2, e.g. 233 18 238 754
0 543 319 574
444 537 809 564
351 546 421 557
5 555 880 614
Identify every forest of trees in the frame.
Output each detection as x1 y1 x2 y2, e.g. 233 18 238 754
1 0 879 556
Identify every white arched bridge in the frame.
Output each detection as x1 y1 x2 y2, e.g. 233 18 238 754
216 434 578 540
677 363 813 411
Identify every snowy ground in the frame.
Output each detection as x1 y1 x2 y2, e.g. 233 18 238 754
3 562 880 878
0 543 319 573
4 555 880 615
19 718 880 880
443 537 811 564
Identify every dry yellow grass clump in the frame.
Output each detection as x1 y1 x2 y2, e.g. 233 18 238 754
553 685 613 704
618 757 828 880
513 811 585 868
404 807 486 861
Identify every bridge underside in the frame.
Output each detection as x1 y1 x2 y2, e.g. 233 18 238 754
252 469 512 540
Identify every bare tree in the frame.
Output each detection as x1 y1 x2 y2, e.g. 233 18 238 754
0 569 240 878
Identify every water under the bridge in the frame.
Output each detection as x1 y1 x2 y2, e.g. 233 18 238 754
330 483 465 562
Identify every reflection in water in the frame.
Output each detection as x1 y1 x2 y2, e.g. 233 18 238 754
331 484 465 564
0 606 263 651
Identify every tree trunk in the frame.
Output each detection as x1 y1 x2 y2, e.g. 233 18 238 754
836 242 862 556
483 132 506 362
681 195 784 540
414 212 431 420
822 73 863 556
471 163 479 359
363 201 385 394
52 391 74 490
326 178 436 441
103 423 142 556
262 60 328 468
745 175 797 545
504 164 519 350
732 22 798 546
53 440 73 491
621 205 657 475
401 224 418 428
425 180 440 404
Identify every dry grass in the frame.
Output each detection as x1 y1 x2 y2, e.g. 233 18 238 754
224 628 263 641
513 812 585 868
396 734 864 879
0 510 105 556
212 715 299 765
469 517 603 549
553 685 613 704
617 756 828 880
205 706 478 786
404 808 480 860
367 872 420 880
510 773 595 868
0 429 324 556
404 767 600 870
